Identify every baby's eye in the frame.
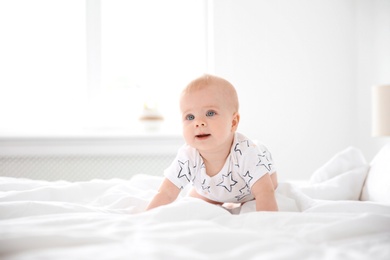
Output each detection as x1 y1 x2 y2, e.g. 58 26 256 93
206 110 216 117
185 114 195 120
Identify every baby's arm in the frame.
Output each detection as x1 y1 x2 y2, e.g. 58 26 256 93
146 178 181 210
251 173 279 211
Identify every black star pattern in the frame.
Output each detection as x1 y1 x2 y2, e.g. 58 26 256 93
256 152 272 172
242 170 253 185
241 140 250 147
216 171 238 192
234 140 250 156
239 183 250 194
201 179 211 193
235 183 250 201
178 160 191 182
234 143 242 155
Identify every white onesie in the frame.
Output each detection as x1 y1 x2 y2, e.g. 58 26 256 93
164 132 276 203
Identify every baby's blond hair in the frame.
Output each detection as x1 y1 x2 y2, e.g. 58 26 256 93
181 74 239 113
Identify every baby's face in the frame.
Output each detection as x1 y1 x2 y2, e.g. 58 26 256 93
180 85 239 154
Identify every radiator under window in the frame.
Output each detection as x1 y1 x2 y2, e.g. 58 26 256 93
0 135 183 181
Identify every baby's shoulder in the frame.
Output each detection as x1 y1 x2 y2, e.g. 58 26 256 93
232 132 271 155
232 133 260 155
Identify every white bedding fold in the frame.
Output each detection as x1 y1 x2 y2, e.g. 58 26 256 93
0 174 389 260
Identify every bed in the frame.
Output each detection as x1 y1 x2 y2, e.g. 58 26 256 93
1 145 389 260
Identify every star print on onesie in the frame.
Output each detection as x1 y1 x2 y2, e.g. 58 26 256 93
201 179 211 193
216 171 238 192
242 170 254 184
235 183 251 201
257 151 273 171
178 160 191 182
164 132 276 203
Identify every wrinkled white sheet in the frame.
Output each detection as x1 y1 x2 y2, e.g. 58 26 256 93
0 174 389 260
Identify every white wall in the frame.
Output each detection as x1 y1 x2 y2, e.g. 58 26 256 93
356 0 390 164
211 0 390 180
1 1 388 182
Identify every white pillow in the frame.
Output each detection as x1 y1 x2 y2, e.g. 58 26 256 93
310 146 367 183
360 143 390 203
301 165 368 200
301 146 369 200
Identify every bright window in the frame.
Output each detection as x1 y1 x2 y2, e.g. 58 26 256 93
0 0 207 136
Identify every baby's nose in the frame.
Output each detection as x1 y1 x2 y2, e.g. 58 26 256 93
195 120 206 127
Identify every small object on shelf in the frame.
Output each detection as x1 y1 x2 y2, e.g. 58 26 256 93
139 101 164 131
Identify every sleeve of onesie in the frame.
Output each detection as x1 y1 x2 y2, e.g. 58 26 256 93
239 142 276 189
163 145 194 190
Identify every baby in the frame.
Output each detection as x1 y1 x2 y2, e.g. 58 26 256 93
146 74 278 211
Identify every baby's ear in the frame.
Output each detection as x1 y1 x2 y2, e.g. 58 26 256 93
231 112 240 130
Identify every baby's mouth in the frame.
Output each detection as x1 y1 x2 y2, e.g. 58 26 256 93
195 134 211 138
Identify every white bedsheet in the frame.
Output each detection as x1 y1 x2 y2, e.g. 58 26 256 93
0 174 389 260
